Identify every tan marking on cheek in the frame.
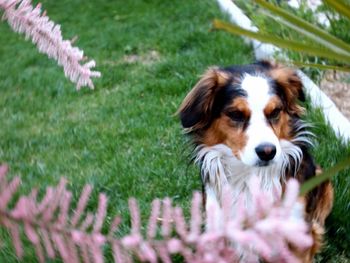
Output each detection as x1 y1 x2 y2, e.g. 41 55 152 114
281 114 292 139
264 96 293 140
272 112 292 140
202 116 248 159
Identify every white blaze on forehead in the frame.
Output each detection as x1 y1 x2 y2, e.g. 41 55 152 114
240 74 271 110
239 74 281 166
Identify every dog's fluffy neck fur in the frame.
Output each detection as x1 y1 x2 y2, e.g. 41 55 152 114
195 140 303 209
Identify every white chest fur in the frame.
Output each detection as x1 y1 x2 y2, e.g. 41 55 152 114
195 143 302 212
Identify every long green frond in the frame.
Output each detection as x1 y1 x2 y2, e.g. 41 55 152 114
254 0 350 55
282 61 350 72
300 157 350 195
213 19 350 63
323 0 350 20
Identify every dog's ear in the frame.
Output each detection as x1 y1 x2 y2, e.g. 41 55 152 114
269 66 305 116
178 67 230 132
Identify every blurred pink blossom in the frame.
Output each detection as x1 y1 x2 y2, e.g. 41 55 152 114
0 0 101 89
0 164 312 263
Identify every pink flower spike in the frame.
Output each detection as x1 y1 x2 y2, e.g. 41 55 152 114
93 193 108 232
71 184 92 227
0 164 8 182
140 242 157 263
121 234 142 248
0 0 101 89
147 199 161 240
128 198 141 235
0 177 21 210
0 164 315 263
72 230 84 243
161 198 173 238
167 238 183 254
109 216 122 235
9 224 24 258
40 229 55 258
283 178 300 209
112 241 126 263
173 206 188 239
205 201 222 233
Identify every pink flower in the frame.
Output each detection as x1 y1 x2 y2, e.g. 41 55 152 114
0 163 312 263
0 0 101 89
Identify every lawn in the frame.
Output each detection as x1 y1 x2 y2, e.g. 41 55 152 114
0 0 252 261
0 0 349 262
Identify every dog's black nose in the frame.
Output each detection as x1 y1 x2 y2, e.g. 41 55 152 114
255 143 276 161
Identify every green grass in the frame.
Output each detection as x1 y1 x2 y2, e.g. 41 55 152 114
0 0 252 262
307 109 350 263
0 0 349 262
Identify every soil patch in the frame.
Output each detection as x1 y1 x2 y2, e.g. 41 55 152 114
319 71 350 120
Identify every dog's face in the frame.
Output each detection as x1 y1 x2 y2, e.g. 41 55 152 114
178 61 305 167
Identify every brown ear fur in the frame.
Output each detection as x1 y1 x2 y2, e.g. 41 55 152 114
178 67 230 132
269 65 305 116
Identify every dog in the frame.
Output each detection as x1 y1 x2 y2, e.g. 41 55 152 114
178 61 333 262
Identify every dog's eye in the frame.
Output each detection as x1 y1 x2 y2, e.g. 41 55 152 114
268 108 282 120
227 110 246 122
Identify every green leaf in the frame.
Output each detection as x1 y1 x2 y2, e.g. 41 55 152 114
254 0 350 56
212 19 350 63
323 0 350 21
300 156 350 195
282 60 350 72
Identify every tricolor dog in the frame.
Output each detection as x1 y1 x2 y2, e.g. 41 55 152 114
178 61 333 262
